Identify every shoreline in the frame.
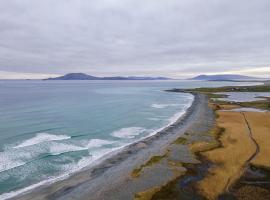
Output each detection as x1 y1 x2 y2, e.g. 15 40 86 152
8 92 213 200
8 83 270 200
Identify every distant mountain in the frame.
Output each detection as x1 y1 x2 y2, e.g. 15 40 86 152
45 73 171 80
190 74 261 81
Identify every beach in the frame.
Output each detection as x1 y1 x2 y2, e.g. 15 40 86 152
4 82 270 200
9 91 213 200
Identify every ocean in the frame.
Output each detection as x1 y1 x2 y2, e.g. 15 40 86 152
0 80 258 198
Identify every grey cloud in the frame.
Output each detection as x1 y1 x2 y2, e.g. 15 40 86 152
0 0 270 77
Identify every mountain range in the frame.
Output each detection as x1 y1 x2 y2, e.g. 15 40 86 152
45 73 171 80
189 74 262 81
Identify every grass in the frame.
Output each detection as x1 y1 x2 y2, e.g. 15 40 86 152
187 85 270 111
131 154 167 178
186 85 270 93
196 111 257 200
134 187 161 200
133 84 270 199
237 100 270 110
189 126 225 154
173 136 188 145
245 112 270 168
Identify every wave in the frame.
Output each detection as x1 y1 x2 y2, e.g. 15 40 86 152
111 127 146 139
49 143 87 155
13 133 71 149
0 148 118 200
0 156 25 173
49 139 115 155
151 103 180 109
148 117 161 121
0 138 115 174
86 139 114 148
1 96 195 199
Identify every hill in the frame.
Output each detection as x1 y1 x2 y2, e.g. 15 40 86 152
190 74 261 81
45 73 170 80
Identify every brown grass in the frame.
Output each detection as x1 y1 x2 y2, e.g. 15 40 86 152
189 125 224 154
245 112 270 168
134 187 161 200
196 111 257 200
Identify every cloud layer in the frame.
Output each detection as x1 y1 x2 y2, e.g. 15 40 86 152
0 0 270 78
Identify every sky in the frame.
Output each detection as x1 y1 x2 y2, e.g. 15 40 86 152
0 0 270 79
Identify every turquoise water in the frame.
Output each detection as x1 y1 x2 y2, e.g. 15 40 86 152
0 80 259 198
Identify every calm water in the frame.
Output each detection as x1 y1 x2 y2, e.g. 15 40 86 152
215 92 270 102
0 80 259 198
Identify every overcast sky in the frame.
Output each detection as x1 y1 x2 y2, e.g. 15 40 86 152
0 0 270 79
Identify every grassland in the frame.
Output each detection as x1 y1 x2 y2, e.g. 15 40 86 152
196 111 257 200
245 112 270 168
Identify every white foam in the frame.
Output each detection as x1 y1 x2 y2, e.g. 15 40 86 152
14 133 71 149
168 111 185 124
49 143 87 155
111 127 146 139
0 156 25 173
0 178 56 200
167 96 194 125
151 103 180 109
86 139 114 148
0 151 35 173
0 148 118 200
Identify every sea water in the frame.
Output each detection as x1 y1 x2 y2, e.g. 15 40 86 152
0 80 259 198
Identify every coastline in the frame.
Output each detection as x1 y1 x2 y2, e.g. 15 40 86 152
7 82 270 200
9 92 214 200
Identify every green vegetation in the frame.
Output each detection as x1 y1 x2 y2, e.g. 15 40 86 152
131 154 167 178
203 93 227 99
237 100 270 110
173 137 188 145
186 84 270 110
149 177 182 200
186 84 270 93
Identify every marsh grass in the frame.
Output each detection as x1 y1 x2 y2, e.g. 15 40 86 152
131 154 167 178
173 137 188 145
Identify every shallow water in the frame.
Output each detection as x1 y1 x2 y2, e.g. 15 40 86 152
225 107 268 112
0 80 260 198
215 92 270 102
